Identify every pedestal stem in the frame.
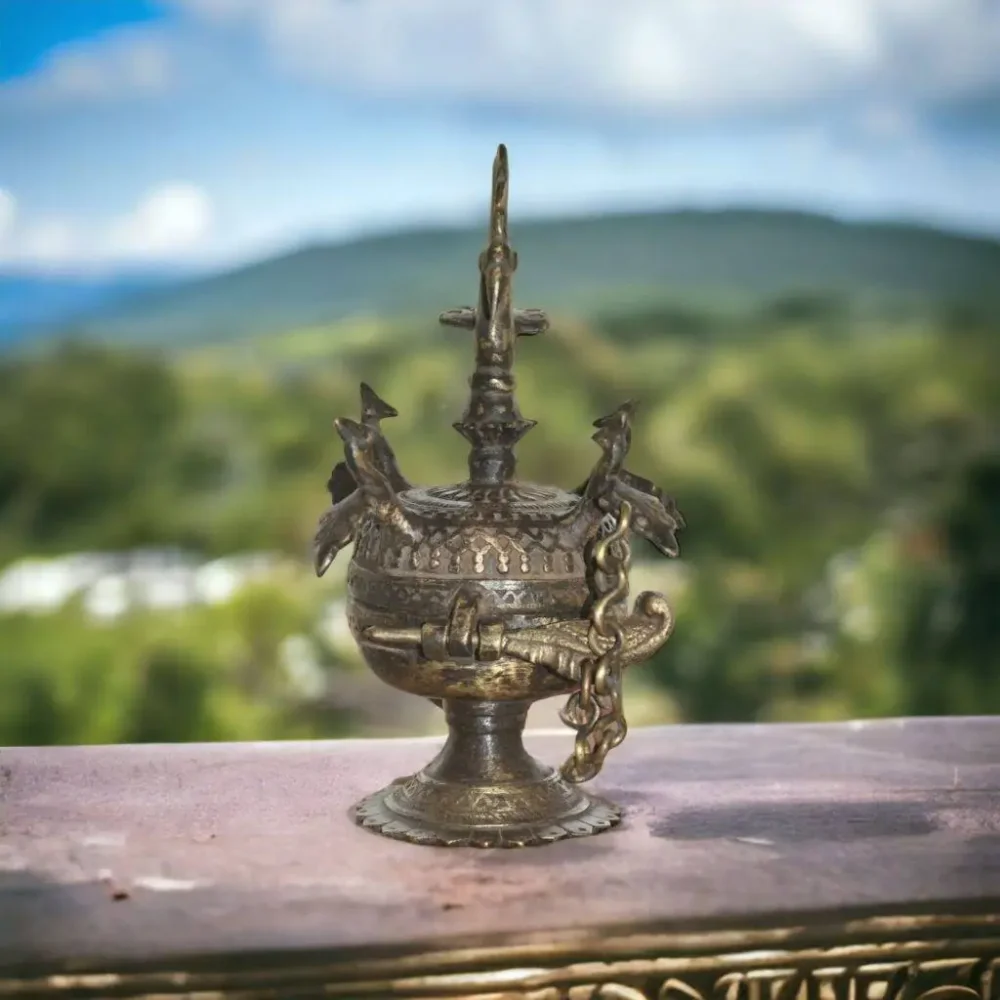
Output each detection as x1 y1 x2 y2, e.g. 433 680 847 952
425 700 549 785
353 697 621 847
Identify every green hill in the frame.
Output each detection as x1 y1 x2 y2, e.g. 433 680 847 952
51 208 1000 348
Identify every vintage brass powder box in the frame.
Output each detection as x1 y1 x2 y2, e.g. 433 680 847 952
313 145 683 848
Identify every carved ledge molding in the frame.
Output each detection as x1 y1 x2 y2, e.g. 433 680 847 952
1 911 998 999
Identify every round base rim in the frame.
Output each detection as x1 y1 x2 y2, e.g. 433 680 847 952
352 779 622 848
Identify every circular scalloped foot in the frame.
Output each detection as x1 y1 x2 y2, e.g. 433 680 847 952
352 772 622 848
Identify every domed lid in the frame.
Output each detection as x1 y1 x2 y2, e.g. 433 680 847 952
399 482 579 526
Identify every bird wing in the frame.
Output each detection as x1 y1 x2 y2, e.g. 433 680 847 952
619 468 662 501
375 439 411 493
614 481 681 557
313 490 365 577
327 461 358 505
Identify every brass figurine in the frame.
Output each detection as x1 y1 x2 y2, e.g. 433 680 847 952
314 144 683 847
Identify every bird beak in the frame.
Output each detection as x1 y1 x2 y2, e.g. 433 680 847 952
334 417 360 443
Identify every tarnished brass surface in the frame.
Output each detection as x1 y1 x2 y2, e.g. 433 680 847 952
313 144 683 847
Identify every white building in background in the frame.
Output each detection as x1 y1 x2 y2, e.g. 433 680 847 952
0 553 120 614
0 549 285 622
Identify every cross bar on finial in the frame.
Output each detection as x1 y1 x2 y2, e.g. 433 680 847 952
439 307 549 336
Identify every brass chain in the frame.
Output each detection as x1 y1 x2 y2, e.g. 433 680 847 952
560 499 633 784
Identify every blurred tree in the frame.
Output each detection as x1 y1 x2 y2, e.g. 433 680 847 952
1 303 998 744
0 342 182 557
124 647 219 744
899 453 1000 715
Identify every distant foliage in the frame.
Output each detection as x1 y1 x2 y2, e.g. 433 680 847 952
0 576 357 745
0 342 181 558
0 299 998 743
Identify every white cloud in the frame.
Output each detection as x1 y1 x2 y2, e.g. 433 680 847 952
5 0 998 118
174 0 1000 117
0 26 172 108
107 184 213 259
0 184 213 271
20 220 77 266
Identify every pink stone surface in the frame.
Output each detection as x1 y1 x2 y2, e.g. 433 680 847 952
1 718 999 970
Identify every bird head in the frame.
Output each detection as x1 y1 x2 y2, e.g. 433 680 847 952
359 382 398 425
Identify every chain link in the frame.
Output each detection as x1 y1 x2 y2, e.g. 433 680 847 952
559 499 632 784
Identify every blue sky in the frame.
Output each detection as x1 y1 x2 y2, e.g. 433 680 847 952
1 0 999 275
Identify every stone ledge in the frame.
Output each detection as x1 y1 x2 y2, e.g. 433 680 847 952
1 717 999 992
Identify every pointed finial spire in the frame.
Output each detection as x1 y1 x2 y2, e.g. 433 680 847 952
489 143 510 251
439 145 550 485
